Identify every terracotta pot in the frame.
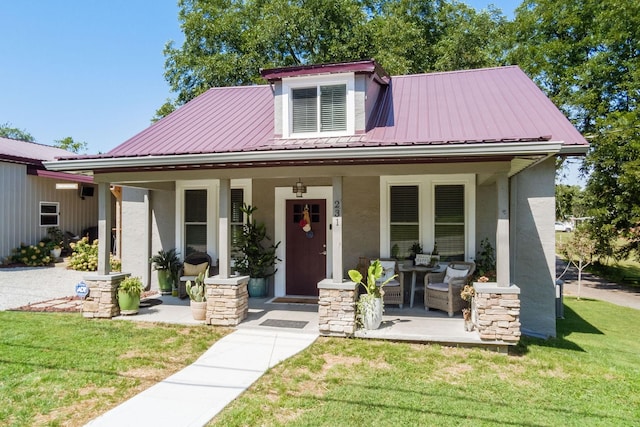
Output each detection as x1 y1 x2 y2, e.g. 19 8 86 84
190 300 207 320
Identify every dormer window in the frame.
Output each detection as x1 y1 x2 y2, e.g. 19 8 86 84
282 73 355 137
292 84 346 133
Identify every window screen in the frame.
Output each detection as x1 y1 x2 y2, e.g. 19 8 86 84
292 87 317 133
320 84 346 131
434 185 465 261
184 189 207 256
390 186 419 258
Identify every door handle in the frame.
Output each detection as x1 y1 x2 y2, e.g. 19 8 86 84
319 251 327 256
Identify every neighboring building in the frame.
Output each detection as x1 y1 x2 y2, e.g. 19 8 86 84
46 60 588 338
0 137 98 262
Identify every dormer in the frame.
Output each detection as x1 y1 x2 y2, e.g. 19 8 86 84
261 60 391 139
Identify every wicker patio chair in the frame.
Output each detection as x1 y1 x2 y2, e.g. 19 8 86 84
374 259 403 308
424 261 475 317
179 252 213 299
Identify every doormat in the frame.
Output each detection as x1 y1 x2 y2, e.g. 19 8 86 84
260 319 309 329
139 298 163 308
270 297 318 304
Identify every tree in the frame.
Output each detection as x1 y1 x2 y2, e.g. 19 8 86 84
555 184 586 221
559 228 597 300
160 0 507 115
0 122 35 142
509 0 640 259
53 136 88 154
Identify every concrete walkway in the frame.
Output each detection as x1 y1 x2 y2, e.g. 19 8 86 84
86 328 317 427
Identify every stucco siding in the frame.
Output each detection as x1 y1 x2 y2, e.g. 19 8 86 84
343 176 380 274
1 161 98 262
475 182 497 254
149 189 176 291
121 187 150 287
511 158 557 338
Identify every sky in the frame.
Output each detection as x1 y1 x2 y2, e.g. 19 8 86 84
0 1 586 186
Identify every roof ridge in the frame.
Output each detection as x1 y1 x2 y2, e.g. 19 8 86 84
391 65 521 79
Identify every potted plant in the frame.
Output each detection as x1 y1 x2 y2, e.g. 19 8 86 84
348 259 397 330
233 204 281 297
118 276 144 315
186 267 208 320
149 249 182 295
46 227 64 260
409 242 423 265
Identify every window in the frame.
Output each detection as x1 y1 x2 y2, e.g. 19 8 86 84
40 202 59 227
230 188 244 251
291 84 347 134
390 186 419 258
184 189 207 256
434 185 465 261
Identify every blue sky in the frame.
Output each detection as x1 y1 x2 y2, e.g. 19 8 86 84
0 1 584 185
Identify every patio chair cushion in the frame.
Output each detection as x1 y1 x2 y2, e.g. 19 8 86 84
426 282 449 291
183 261 208 276
443 266 469 283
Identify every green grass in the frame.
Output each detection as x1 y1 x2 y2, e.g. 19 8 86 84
211 298 640 426
0 312 229 426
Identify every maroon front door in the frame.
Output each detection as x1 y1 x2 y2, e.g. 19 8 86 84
286 199 326 296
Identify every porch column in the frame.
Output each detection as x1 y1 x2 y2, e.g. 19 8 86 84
496 174 510 287
97 182 112 275
218 179 231 279
332 176 343 282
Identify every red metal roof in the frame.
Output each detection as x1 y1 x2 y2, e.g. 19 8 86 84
0 137 78 165
96 65 586 160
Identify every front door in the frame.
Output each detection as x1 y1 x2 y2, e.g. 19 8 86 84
286 199 326 296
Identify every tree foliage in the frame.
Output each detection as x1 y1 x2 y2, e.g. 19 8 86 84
161 0 507 111
510 0 640 259
53 136 88 154
0 122 35 142
555 184 586 221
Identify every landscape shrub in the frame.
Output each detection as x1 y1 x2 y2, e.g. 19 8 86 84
10 242 52 266
68 237 121 272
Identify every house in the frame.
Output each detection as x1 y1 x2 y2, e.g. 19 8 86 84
45 60 588 338
0 137 98 262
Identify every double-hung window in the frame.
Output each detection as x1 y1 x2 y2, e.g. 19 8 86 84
291 84 347 133
184 189 207 256
434 185 465 261
390 186 420 258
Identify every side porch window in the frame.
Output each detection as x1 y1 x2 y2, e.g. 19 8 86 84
381 175 474 262
184 189 207 256
39 202 59 227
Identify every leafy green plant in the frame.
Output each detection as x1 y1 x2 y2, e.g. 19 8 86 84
68 237 120 271
233 204 280 278
10 241 52 266
118 276 144 297
186 268 208 302
475 237 496 281
348 259 397 299
150 248 182 283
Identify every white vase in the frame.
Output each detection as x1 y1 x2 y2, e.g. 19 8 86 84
50 248 62 260
360 295 383 330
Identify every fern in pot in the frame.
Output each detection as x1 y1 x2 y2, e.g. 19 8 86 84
118 276 144 315
149 249 181 295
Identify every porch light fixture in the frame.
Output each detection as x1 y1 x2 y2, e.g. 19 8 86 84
292 178 307 198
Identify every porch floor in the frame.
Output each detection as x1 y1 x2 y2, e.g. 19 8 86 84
120 294 511 350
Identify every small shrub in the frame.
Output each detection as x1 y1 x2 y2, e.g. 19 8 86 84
68 237 121 272
10 241 52 266
118 276 144 297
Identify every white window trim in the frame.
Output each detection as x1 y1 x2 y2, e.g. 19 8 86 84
282 73 355 138
39 201 60 227
380 175 476 261
175 179 252 262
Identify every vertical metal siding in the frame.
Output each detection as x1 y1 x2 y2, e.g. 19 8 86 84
1 161 98 262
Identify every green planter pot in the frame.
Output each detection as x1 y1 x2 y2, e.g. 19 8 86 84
157 270 173 295
247 277 267 298
118 290 140 315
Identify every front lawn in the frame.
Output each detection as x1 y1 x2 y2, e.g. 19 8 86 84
211 297 640 426
0 312 228 426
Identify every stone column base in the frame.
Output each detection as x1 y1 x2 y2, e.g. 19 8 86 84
81 273 130 318
205 275 249 326
317 279 357 337
473 282 521 343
